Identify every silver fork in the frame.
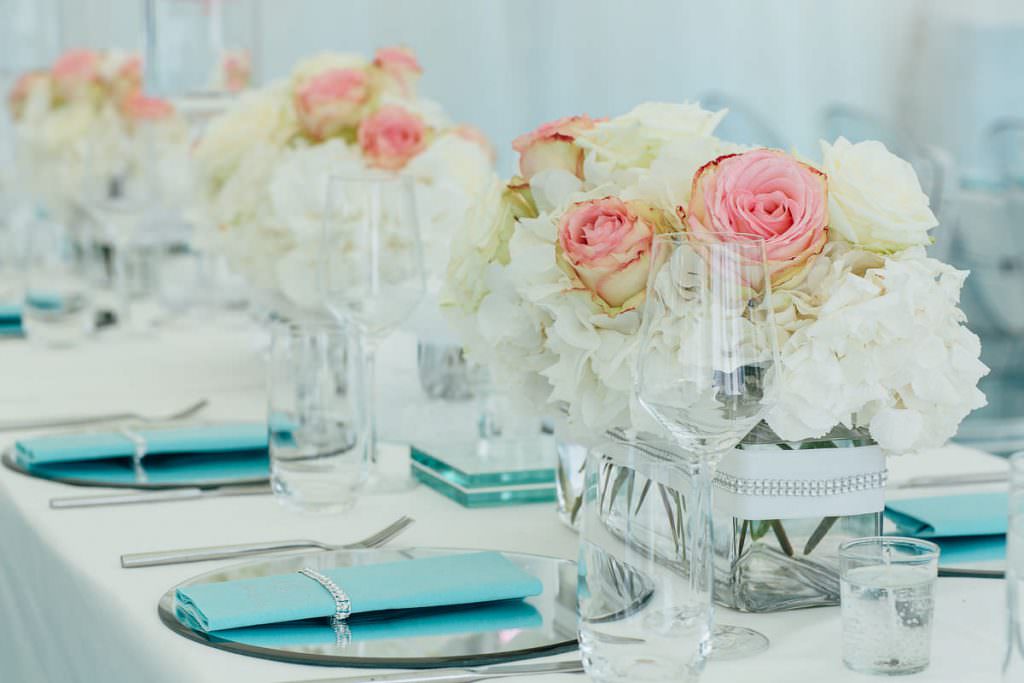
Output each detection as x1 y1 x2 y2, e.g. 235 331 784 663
120 515 414 568
0 398 210 433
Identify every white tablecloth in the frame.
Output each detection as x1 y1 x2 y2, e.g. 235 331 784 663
0 317 1009 682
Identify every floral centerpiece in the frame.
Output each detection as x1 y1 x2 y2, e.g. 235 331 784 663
190 46 494 315
445 102 986 451
443 102 989 610
8 49 187 222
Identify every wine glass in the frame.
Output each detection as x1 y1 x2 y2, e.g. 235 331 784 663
635 231 780 662
319 173 425 493
79 127 157 333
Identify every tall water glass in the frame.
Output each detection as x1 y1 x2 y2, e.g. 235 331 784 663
579 436 706 682
633 232 779 669
22 216 95 347
319 174 425 493
1007 453 1024 680
268 321 367 514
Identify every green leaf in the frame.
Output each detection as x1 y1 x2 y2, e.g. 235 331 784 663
749 520 773 540
634 479 652 515
606 467 632 514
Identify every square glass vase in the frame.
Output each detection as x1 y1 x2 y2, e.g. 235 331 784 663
581 424 885 613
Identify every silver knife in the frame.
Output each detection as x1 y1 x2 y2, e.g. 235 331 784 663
50 483 271 509
893 471 1007 489
282 660 584 683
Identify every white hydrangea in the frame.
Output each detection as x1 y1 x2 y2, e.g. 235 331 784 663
766 250 988 451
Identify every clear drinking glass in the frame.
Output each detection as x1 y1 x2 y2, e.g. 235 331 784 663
79 130 157 333
1007 453 1024 681
319 173 425 493
839 536 940 676
268 320 367 514
632 232 779 669
22 215 95 347
578 435 707 682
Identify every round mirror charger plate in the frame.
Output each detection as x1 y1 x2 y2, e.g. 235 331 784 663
2 447 269 489
158 547 579 668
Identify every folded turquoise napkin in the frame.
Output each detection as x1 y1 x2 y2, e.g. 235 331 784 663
15 423 268 466
0 303 21 336
886 492 1008 564
176 552 544 632
193 600 542 648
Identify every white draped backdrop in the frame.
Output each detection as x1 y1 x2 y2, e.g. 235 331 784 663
3 0 1023 175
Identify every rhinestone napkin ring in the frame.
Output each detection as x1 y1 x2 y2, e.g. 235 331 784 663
298 568 352 626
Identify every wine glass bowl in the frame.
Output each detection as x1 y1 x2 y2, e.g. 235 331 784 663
320 173 425 339
319 173 426 493
79 131 156 244
636 232 779 458
78 129 160 332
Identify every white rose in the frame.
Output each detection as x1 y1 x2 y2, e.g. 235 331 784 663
577 101 725 170
820 137 938 253
290 52 369 85
194 83 299 185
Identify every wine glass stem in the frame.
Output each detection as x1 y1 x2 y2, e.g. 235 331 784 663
691 452 721 654
113 245 132 329
362 338 379 470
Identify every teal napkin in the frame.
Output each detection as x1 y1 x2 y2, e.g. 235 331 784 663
886 493 1008 564
15 423 268 465
0 303 21 336
176 552 544 632
194 600 543 648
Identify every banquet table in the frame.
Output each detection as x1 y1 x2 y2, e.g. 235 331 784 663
0 314 1009 683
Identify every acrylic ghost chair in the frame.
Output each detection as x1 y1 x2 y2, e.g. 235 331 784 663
950 118 1024 455
701 92 787 151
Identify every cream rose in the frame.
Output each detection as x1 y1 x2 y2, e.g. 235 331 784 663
511 115 600 181
820 137 938 253
7 71 49 121
556 196 672 314
194 84 299 185
576 101 725 169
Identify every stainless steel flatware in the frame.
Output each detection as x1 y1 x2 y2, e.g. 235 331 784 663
281 659 583 683
120 515 415 568
892 471 1007 489
0 398 210 433
938 567 1005 580
50 483 271 509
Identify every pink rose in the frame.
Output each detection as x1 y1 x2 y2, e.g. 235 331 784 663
108 54 143 103
511 115 601 181
357 105 429 170
8 71 47 120
52 49 100 101
373 46 422 95
222 50 251 92
294 67 371 140
557 197 668 312
120 93 174 122
686 149 828 283
452 124 496 162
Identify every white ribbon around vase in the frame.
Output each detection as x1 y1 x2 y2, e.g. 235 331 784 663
714 444 886 520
